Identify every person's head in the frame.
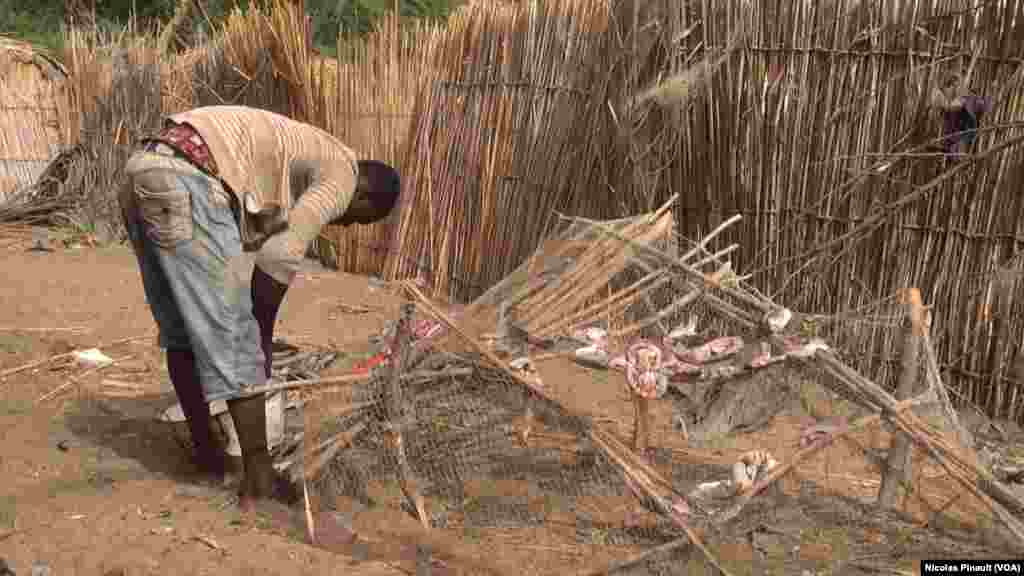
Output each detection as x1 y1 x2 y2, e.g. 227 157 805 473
334 160 401 226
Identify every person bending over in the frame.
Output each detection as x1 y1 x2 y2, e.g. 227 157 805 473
118 105 400 508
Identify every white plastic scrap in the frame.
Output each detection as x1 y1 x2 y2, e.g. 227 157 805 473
72 348 114 368
620 341 669 399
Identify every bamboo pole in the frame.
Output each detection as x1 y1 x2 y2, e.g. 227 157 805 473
239 367 473 397
878 288 925 510
632 395 651 454
383 301 431 530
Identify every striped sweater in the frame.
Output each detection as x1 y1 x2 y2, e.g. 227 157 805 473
168 105 358 249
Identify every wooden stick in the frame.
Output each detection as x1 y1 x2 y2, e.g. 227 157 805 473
0 326 90 333
811 350 1024 547
632 395 650 453
304 421 367 481
34 355 134 404
678 214 743 264
920 329 973 451
589 428 734 576
878 288 924 510
240 367 473 397
564 215 776 315
609 280 704 339
384 301 431 531
579 536 691 576
303 477 316 545
406 282 546 397
307 411 373 455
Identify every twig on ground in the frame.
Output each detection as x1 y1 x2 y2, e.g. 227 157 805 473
0 333 153 385
241 367 473 397
0 326 90 333
332 302 381 315
192 533 225 552
580 535 690 575
35 354 134 404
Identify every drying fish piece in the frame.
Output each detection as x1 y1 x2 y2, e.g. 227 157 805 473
574 345 610 369
615 340 669 399
799 417 847 448
609 355 629 371
412 319 445 341
783 336 829 358
662 359 703 378
674 336 744 365
571 327 608 348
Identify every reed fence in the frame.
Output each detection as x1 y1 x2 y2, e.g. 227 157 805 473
53 0 1024 420
340 0 1024 421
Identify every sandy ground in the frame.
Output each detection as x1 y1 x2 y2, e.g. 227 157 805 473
0 243 1015 576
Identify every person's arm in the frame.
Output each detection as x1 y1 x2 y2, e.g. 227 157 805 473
254 169 356 285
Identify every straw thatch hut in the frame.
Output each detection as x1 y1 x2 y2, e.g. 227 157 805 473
0 38 72 201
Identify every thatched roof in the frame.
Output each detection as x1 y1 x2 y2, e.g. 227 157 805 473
0 37 71 201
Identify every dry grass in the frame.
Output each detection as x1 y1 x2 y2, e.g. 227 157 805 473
0 37 71 201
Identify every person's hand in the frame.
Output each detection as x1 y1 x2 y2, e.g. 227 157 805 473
253 230 306 286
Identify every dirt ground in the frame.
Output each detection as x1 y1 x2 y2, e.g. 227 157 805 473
0 243 1016 576
0 244 406 575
